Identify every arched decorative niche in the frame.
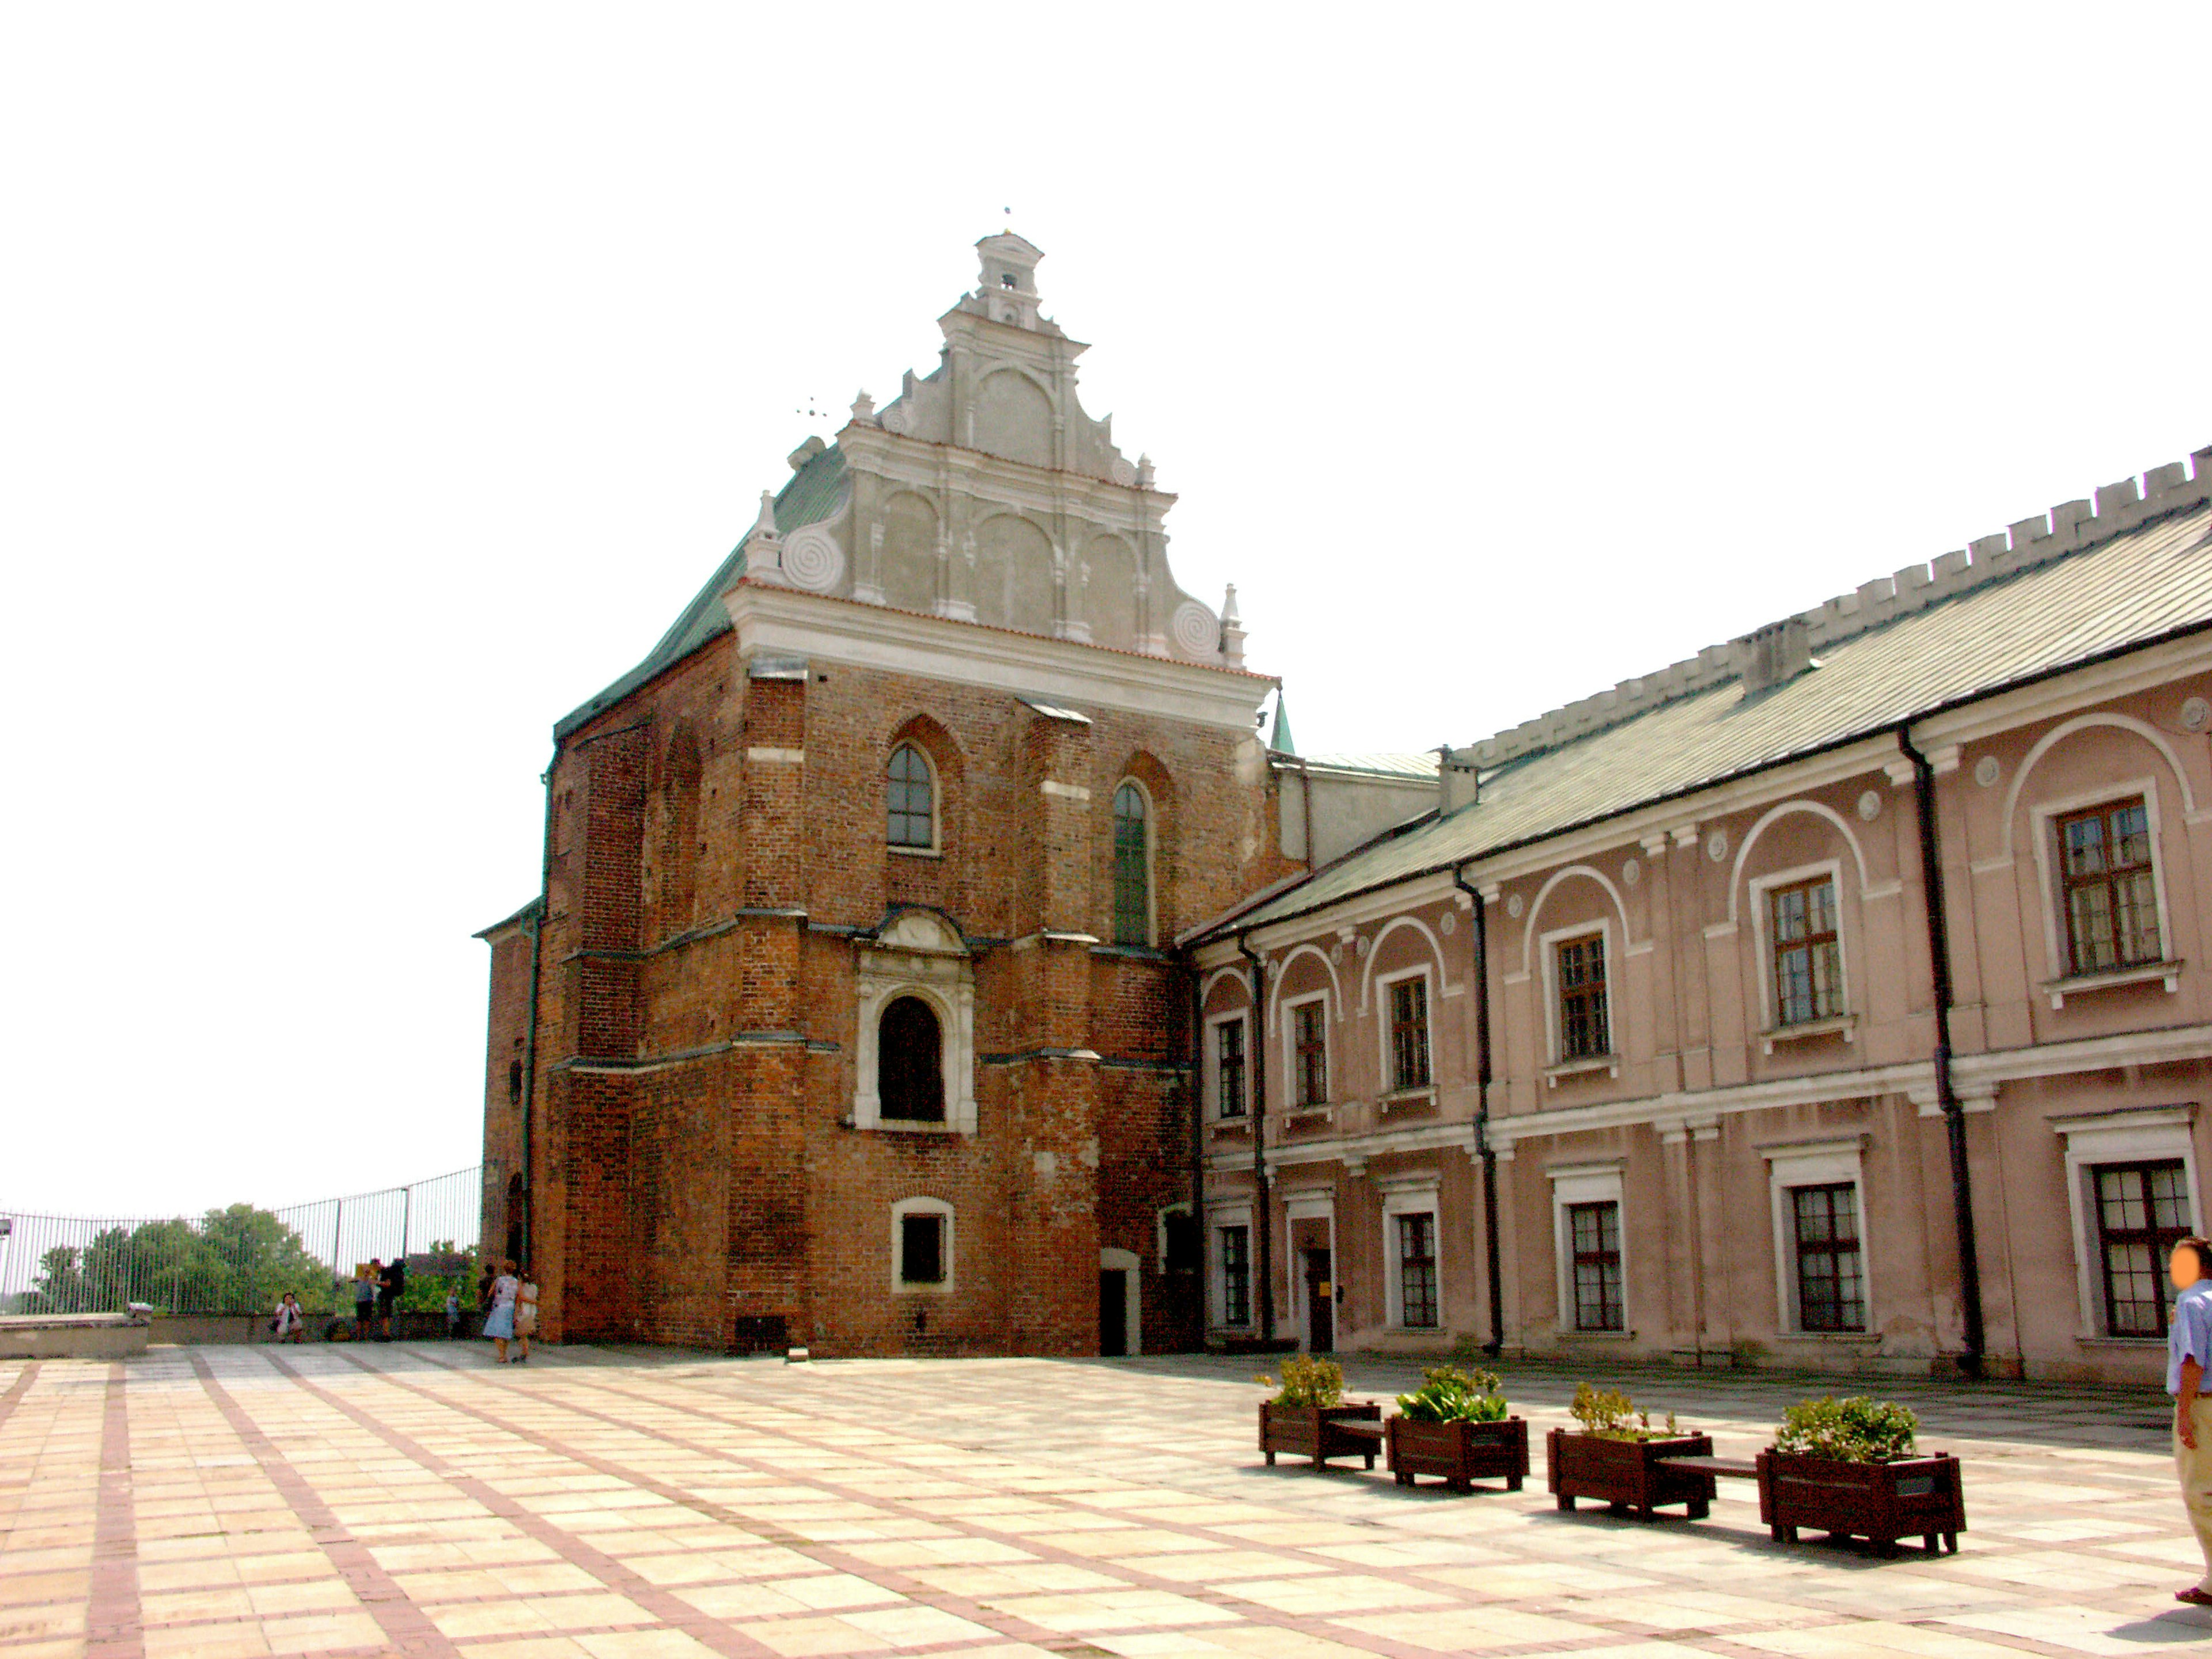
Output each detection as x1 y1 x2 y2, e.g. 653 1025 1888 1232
853 910 976 1133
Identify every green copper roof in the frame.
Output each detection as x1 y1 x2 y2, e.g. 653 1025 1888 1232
1268 693 1296 755
555 444 849 737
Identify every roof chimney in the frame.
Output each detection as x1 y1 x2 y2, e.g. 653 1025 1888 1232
1437 746 1479 813
1730 616 1812 695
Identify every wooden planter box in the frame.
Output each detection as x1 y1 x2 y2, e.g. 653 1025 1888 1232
1546 1429 1715 1518
1387 1415 1528 1493
1758 1450 1965 1554
1259 1401 1382 1470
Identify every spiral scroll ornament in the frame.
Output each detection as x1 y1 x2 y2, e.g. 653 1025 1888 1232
780 525 846 593
1170 599 1219 658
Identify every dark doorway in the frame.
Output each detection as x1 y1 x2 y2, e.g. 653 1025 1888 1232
1304 1247 1334 1353
1099 1269 1128 1356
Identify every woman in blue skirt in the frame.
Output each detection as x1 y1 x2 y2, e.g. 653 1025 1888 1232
483 1261 520 1362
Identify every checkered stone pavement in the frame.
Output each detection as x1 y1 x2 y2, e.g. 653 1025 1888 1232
5 1345 2211 1658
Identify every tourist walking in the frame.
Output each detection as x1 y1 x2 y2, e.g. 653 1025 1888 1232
2172 1237 2212 1606
353 1263 377 1336
272 1293 305 1344
377 1255 406 1342
512 1271 538 1363
483 1260 521 1363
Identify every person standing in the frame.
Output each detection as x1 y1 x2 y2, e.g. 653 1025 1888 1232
512 1272 539 1364
377 1255 406 1342
482 1261 521 1363
272 1293 305 1344
353 1263 378 1337
445 1286 462 1340
2171 1237 2212 1607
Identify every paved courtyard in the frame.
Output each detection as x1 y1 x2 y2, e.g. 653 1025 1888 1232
5 1346 2212 1659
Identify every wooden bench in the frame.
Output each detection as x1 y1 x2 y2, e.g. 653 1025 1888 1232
1657 1455 1758 1481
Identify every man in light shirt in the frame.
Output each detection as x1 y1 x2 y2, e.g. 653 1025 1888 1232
2169 1236 2212 1607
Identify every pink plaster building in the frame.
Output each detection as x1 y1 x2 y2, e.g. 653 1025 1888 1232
1190 449 2212 1382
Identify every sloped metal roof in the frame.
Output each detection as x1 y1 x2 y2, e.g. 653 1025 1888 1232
555 445 849 736
1218 499 2212 934
1300 752 1441 779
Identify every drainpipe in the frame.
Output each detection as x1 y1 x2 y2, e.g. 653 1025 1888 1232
1452 867 1505 1357
1898 729 1985 1379
1185 957 1204 1340
517 746 559 1275
1236 933 1274 1342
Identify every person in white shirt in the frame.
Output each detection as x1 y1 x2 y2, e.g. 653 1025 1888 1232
272 1293 305 1344
483 1262 521 1363
513 1275 539 1364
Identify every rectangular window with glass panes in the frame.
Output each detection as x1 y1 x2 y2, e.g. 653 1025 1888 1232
1569 1200 1624 1331
2059 798 2161 976
1397 1212 1438 1328
1214 1018 1246 1119
1791 1183 1865 1332
2094 1160 2191 1336
1770 876 1842 1026
1218 1225 1251 1327
1388 975 1431 1091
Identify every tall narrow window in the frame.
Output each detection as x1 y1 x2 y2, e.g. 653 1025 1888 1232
1791 1183 1865 1332
2094 1160 2191 1336
1291 1001 1328 1107
1388 976 1431 1091
1219 1225 1250 1326
1163 1209 1200 1275
878 997 945 1122
2059 798 2160 975
1215 1019 1247 1119
899 1213 945 1285
1771 877 1842 1026
1397 1213 1438 1328
1557 935 1609 1060
1112 782 1150 945
887 744 934 849
1569 1200 1624 1331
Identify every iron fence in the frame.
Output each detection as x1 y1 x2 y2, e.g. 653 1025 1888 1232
0 1165 483 1318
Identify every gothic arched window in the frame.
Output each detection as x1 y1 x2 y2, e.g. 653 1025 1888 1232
878 996 945 1122
887 744 936 849
1112 781 1152 946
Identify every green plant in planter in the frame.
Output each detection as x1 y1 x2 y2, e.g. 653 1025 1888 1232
1396 1365 1509 1423
1774 1396 1918 1463
1569 1381 1681 1441
1257 1354 1344 1408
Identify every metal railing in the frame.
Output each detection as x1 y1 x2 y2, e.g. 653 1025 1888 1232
0 1165 483 1318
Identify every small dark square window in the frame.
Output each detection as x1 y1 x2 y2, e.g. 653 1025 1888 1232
1001 272 1017 289
900 1214 944 1285
1163 1210 1200 1274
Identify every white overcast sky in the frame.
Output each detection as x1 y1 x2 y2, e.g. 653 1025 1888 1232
2 6 2206 1219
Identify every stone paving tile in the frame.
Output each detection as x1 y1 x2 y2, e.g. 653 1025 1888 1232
15 1348 2212 1658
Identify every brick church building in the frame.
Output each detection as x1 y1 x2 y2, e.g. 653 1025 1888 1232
476 234 1392 1356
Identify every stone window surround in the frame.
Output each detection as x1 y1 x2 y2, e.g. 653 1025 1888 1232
2029 775 2178 1006
1204 1007 1249 1122
891 1197 955 1295
1373 961 1436 1099
1548 1161 1627 1337
1761 1136 1871 1336
885 740 942 857
2053 1104 2203 1340
1378 1176 1441 1331
1747 857 1855 1048
1206 1199 1253 1330
1154 1202 1194 1277
853 915 978 1134
1540 916 1618 1076
1283 1187 1336 1351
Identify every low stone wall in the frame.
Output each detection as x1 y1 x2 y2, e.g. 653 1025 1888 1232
149 1310 483 1346
1 1313 151 1361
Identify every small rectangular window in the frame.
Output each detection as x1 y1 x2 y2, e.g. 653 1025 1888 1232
1292 1001 1328 1107
1557 935 1609 1060
2059 797 2161 976
1791 1183 1865 1332
1215 1020 1247 1119
1569 1200 1623 1331
1397 1212 1438 1327
1388 976 1431 1091
1771 876 1842 1026
2094 1159 2191 1336
1163 1210 1199 1275
900 1214 944 1286
1219 1225 1250 1327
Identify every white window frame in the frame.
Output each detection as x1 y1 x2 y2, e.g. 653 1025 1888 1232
2031 777 2176 1002
1548 1162 1627 1335
1748 858 1851 1039
885 741 942 857
1284 1188 1337 1351
1540 918 1618 1070
1205 1009 1251 1122
1208 1202 1254 1329
2053 1105 2203 1339
1380 1180 1442 1330
1282 990 1332 1109
891 1198 955 1294
1374 964 1436 1097
1100 1247 1142 1356
1110 775 1157 947
853 913 977 1134
1762 1138 1870 1335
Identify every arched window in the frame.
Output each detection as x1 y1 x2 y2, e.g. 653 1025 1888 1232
887 744 935 849
878 996 945 1122
1112 781 1151 945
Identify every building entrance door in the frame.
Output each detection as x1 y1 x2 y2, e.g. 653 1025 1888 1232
1304 1248 1334 1352
1099 1269 1128 1356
